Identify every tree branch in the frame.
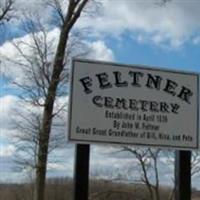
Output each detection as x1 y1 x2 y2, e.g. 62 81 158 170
0 0 14 23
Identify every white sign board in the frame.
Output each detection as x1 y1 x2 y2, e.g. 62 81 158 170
68 59 199 150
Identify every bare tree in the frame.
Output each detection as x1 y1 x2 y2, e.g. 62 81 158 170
1 1 93 200
12 103 66 200
122 147 168 200
0 0 14 24
33 1 92 200
1 16 66 200
191 151 200 177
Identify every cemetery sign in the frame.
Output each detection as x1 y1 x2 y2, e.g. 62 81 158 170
68 59 199 149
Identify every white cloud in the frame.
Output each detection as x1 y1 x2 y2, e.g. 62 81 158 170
77 0 200 48
0 28 60 84
0 144 15 157
0 95 46 134
193 36 200 45
86 40 115 61
47 163 65 170
3 0 200 48
10 0 61 28
0 95 19 130
0 28 114 86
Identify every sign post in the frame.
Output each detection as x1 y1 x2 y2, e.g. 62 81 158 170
175 150 191 200
74 144 90 200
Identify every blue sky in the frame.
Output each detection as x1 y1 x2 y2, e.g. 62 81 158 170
106 35 200 70
1 0 200 188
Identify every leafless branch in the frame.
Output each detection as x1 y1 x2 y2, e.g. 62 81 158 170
0 0 14 24
47 0 65 26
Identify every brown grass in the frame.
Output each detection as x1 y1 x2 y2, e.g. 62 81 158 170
0 178 199 200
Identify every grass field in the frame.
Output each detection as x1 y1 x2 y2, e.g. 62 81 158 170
0 178 199 200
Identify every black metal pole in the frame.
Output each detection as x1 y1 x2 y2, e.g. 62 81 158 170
74 144 90 200
175 150 191 200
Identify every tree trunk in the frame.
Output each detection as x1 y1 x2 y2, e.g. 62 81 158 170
33 25 69 200
33 1 89 200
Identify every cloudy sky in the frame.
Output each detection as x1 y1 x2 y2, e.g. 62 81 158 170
1 0 200 188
